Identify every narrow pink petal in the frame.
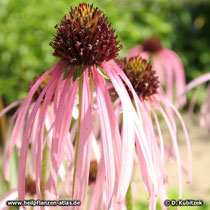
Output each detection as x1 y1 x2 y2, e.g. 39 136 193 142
91 133 101 163
57 82 78 165
151 95 183 199
9 60 65 157
163 49 186 107
18 64 63 200
200 84 210 132
153 54 164 86
30 108 40 179
160 51 174 103
73 66 92 207
148 100 165 163
106 60 158 195
35 72 60 199
0 100 21 118
92 65 122 179
103 61 157 203
93 65 121 206
158 94 192 183
3 107 20 181
184 73 210 94
48 69 77 191
141 100 168 207
101 62 136 202
53 73 65 114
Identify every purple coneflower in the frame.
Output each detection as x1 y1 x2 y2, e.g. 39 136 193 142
0 3 162 209
113 56 192 209
127 37 187 108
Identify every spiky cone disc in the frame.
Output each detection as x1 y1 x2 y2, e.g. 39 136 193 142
25 175 36 196
88 160 98 185
118 56 159 100
50 3 122 66
142 37 162 53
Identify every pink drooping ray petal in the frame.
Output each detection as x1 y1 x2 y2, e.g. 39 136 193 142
136 103 158 210
107 60 158 191
53 72 65 114
0 190 18 210
158 94 192 183
148 100 165 163
105 62 160 208
164 49 186 107
9 61 64 157
92 109 101 141
93 65 122 188
153 54 164 86
182 73 210 94
48 68 77 192
135 134 152 196
92 66 117 207
160 51 174 104
151 95 183 200
2 106 20 181
153 54 177 152
0 99 21 118
91 133 101 163
30 108 40 179
108 60 142 121
200 84 210 133
102 62 136 202
142 100 168 181
43 110 55 148
56 81 78 167
141 100 168 210
18 64 63 200
35 70 61 200
188 86 201 116
73 66 92 208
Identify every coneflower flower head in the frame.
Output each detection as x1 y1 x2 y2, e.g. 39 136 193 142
127 36 187 107
50 3 122 66
114 55 192 209
142 37 162 53
25 175 37 196
119 56 159 99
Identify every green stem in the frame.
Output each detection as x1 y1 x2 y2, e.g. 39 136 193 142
126 182 133 210
72 75 83 198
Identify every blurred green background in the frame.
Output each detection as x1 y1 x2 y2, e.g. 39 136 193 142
0 0 210 105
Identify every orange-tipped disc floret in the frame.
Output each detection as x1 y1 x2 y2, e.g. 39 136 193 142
88 160 98 185
50 3 123 66
119 56 159 99
142 37 162 53
25 175 36 195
